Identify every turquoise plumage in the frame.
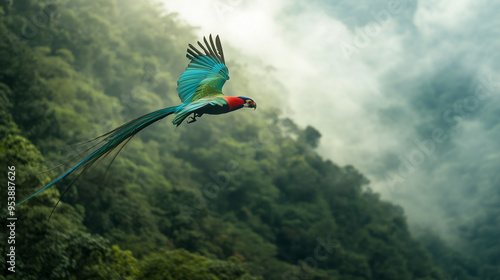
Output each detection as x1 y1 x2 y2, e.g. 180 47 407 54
1 35 256 217
177 36 229 103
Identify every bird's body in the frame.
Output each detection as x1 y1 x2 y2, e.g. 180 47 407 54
1 35 256 217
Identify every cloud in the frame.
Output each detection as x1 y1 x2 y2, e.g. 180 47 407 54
161 0 500 240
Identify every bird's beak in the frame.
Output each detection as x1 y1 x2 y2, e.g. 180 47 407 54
253 101 257 110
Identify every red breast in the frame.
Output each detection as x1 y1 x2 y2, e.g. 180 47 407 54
223 96 245 111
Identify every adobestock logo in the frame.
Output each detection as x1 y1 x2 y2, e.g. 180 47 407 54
385 73 499 191
281 235 340 280
340 0 410 61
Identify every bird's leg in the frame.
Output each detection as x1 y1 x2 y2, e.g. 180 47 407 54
187 114 197 124
187 113 203 124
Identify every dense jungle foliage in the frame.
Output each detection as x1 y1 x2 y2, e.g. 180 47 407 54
0 0 496 279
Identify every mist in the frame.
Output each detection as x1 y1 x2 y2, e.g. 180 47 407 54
161 0 500 241
2 0 499 277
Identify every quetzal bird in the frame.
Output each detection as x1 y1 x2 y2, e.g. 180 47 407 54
3 35 256 216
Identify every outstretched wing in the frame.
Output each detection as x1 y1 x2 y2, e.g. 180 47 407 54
176 35 229 104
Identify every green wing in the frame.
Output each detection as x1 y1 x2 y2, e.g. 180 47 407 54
176 35 229 104
172 96 226 126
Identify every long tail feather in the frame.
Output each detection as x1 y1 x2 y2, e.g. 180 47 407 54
1 105 182 216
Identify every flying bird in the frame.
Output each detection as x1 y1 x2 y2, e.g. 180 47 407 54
2 35 256 217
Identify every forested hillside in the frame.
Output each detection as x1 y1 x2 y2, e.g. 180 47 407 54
0 0 491 279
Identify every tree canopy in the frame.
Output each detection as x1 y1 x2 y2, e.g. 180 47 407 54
0 0 492 279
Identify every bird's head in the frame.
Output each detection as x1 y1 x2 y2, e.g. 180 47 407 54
238 97 257 110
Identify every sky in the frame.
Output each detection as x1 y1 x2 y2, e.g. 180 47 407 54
160 0 500 240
